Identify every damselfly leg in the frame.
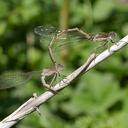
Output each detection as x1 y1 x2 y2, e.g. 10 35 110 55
41 63 64 91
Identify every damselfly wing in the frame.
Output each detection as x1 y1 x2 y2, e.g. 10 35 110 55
34 26 89 49
34 26 117 49
0 70 42 89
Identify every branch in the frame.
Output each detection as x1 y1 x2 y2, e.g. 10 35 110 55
0 35 128 128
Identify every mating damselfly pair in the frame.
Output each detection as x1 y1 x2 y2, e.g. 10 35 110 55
0 26 117 89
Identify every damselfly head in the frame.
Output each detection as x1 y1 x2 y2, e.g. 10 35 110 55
108 32 117 39
56 63 64 71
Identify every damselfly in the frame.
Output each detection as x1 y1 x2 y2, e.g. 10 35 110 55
34 26 117 63
0 64 64 89
0 26 117 89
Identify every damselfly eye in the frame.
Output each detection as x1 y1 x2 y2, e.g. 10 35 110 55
109 32 117 38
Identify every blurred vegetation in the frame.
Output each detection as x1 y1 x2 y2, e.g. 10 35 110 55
0 0 128 128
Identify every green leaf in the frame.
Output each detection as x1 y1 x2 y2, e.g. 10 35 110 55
60 71 123 116
93 0 115 22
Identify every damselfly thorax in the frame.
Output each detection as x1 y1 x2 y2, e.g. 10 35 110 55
90 32 117 42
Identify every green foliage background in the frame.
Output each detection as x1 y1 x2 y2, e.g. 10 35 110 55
0 0 128 128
